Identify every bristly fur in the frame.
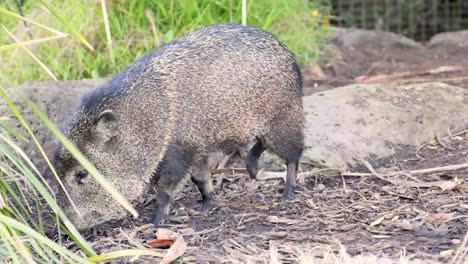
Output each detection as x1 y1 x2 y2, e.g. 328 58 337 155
54 23 304 229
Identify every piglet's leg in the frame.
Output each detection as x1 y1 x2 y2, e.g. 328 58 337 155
191 170 214 212
151 190 170 228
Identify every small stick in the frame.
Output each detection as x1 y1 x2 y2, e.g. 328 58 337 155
446 128 468 139
210 162 468 181
343 162 468 177
395 75 468 85
360 159 396 185
209 168 248 175
436 132 455 150
356 65 463 84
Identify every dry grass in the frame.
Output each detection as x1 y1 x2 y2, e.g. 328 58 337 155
221 241 442 264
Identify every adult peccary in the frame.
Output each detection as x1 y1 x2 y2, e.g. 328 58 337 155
54 23 304 230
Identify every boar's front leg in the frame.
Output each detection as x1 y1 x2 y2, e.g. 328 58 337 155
151 143 194 228
151 190 171 228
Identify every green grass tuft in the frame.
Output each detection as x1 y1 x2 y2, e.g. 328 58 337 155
0 0 330 87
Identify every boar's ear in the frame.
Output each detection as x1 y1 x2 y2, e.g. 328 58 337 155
94 110 117 141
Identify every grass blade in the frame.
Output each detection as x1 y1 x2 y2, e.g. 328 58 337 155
2 26 57 81
38 0 94 51
0 34 68 52
0 7 65 35
0 215 86 263
87 249 164 262
0 88 97 256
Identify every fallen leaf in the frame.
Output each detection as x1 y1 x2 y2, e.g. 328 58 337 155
179 228 195 236
147 239 174 248
369 216 385 227
161 235 187 264
156 228 178 240
391 215 400 221
436 179 463 191
431 212 456 223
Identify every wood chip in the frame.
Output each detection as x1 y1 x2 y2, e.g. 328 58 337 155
369 216 385 227
267 231 288 239
266 216 301 225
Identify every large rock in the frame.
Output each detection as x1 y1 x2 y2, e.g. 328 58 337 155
298 82 468 170
2 80 467 174
427 30 468 52
329 28 423 50
1 79 106 171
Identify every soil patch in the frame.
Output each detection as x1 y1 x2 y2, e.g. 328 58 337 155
72 138 467 263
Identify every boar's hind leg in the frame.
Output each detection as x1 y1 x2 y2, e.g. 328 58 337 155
245 139 266 179
151 144 194 228
283 161 299 201
264 109 304 201
191 157 214 212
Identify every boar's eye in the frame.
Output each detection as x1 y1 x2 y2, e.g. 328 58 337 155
75 170 89 184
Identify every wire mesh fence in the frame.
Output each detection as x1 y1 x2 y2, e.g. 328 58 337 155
331 0 468 41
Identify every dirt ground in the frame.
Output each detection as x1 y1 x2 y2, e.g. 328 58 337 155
56 29 468 263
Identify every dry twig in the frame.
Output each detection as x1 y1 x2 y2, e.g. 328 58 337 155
451 231 468 264
355 65 463 84
395 75 468 85
211 162 468 182
344 162 468 178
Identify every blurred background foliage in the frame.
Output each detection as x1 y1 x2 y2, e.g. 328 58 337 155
0 0 331 87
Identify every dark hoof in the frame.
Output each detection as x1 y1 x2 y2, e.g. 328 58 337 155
282 189 294 201
247 167 258 179
151 217 166 229
200 201 213 212
150 208 166 229
151 220 160 229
